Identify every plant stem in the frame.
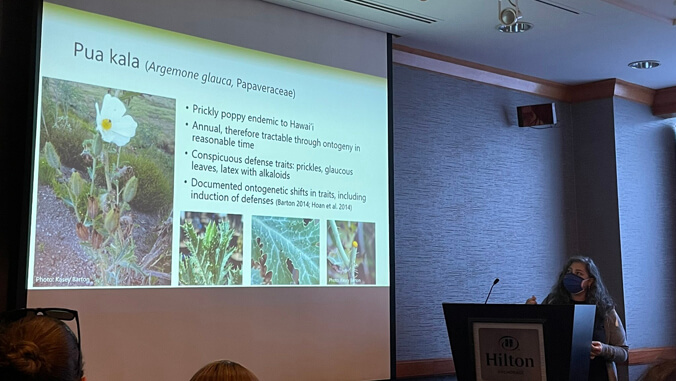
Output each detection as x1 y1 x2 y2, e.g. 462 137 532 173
84 157 97 226
348 245 357 285
328 220 349 268
67 187 82 223
103 150 112 193
115 146 121 205
89 156 97 195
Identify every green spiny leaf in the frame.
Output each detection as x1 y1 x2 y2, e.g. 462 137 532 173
43 142 62 172
251 216 319 285
181 221 199 253
179 218 241 285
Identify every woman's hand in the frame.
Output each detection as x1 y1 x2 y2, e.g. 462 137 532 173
525 295 537 305
591 341 603 359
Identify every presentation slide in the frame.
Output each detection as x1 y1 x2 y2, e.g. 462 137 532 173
27 3 389 289
25 2 391 380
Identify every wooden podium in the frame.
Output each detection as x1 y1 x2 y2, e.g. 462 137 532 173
442 303 596 381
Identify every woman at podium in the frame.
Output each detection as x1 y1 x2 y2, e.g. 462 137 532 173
526 256 628 381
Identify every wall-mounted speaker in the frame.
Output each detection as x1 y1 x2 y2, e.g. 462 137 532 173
517 103 557 127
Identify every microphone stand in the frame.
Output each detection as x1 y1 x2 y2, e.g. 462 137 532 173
484 278 500 304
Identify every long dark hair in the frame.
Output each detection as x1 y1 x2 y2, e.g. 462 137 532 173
544 256 615 318
0 316 83 381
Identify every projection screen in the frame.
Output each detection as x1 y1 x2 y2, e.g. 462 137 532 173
25 0 392 380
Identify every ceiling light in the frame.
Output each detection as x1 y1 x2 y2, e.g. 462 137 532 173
497 21 533 33
628 60 660 69
498 0 522 26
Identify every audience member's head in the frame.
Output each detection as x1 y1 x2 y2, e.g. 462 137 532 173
0 312 83 381
190 360 258 381
640 359 676 381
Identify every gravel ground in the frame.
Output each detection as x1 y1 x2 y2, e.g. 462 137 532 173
32 185 168 287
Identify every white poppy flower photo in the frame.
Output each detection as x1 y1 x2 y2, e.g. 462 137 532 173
95 93 138 146
33 77 176 287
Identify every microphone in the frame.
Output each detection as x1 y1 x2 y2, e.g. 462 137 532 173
484 278 500 304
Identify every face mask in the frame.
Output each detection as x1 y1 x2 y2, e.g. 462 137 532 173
563 273 586 294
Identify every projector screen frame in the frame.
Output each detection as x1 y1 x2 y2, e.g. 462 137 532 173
387 32 396 380
1 0 42 312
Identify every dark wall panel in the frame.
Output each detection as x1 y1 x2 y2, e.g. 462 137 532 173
570 99 626 320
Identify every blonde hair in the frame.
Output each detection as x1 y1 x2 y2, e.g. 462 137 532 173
0 315 82 381
190 360 259 381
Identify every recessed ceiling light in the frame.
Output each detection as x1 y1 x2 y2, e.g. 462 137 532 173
628 60 660 69
496 21 533 33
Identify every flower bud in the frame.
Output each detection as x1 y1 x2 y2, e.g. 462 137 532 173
92 132 103 156
75 222 90 241
122 176 138 203
69 171 85 198
91 229 103 249
87 195 99 220
104 206 120 233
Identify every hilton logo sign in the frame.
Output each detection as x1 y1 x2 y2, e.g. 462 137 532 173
473 323 547 381
500 336 519 350
484 336 536 368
